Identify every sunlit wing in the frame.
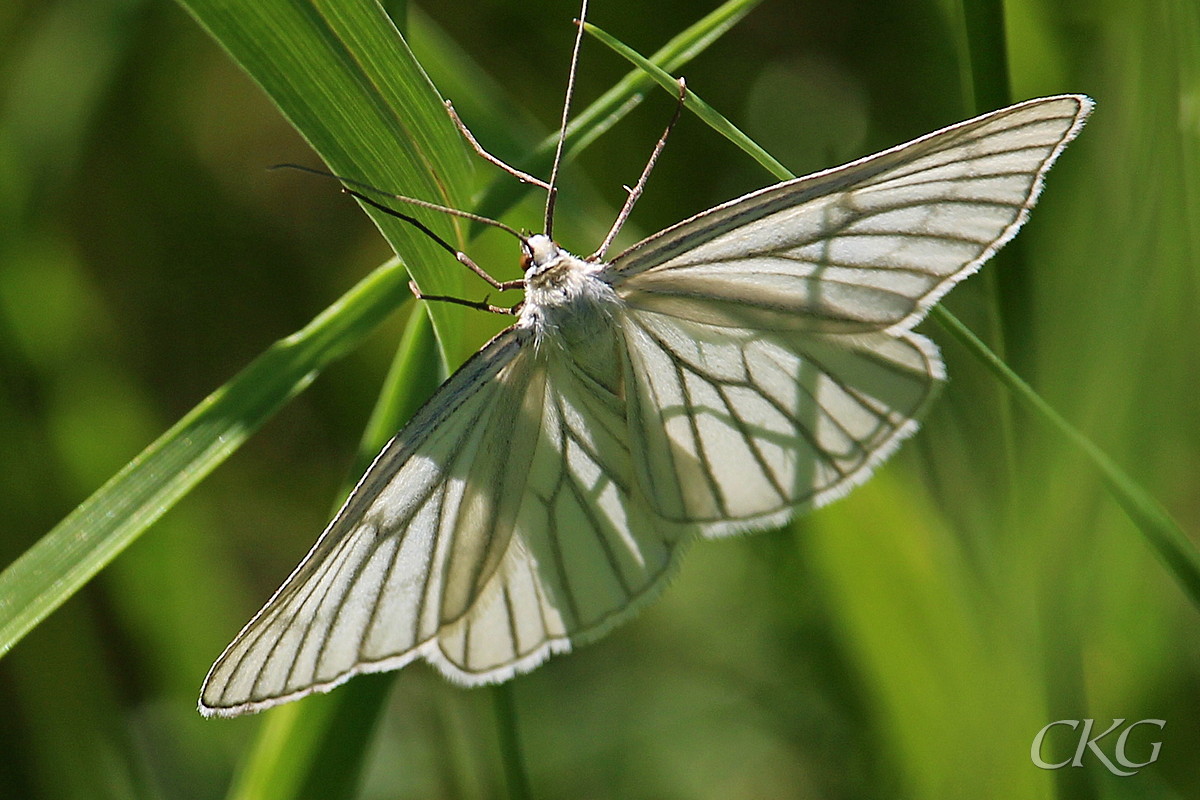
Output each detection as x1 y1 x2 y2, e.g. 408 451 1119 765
199 327 529 714
596 95 1090 529
610 95 1093 335
199 326 682 716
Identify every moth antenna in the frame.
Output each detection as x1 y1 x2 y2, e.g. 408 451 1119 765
272 164 525 292
271 163 528 245
544 0 590 238
590 77 687 261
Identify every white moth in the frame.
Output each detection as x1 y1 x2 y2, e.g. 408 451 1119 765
199 27 1091 716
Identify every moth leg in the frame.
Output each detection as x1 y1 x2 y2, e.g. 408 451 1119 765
445 100 552 191
345 188 521 293
409 280 521 316
589 77 688 262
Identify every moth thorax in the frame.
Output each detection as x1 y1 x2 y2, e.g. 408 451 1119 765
522 237 597 304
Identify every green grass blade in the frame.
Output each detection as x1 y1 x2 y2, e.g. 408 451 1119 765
960 0 1012 116
227 698 339 800
0 258 411 658
932 306 1200 606
493 683 533 800
177 0 473 361
227 671 397 800
584 21 792 181
956 0 1022 521
357 306 443 469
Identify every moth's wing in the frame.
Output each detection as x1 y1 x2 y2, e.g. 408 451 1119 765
610 95 1092 336
200 326 681 716
199 327 531 716
608 95 1091 530
620 309 941 532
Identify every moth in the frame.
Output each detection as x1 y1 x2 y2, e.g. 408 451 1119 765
199 7 1091 717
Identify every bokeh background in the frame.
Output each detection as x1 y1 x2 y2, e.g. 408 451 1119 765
2 0 1198 798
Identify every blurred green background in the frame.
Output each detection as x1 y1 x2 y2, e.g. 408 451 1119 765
2 0 1198 798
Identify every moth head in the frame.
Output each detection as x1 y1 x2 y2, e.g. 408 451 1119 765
521 234 561 277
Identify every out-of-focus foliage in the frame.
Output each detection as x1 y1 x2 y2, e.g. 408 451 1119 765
1 0 1197 798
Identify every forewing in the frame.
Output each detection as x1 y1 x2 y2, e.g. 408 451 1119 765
199 327 532 715
610 95 1092 335
621 309 942 532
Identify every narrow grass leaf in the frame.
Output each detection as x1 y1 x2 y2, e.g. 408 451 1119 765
0 259 411 658
932 306 1200 607
584 21 792 180
177 0 474 361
